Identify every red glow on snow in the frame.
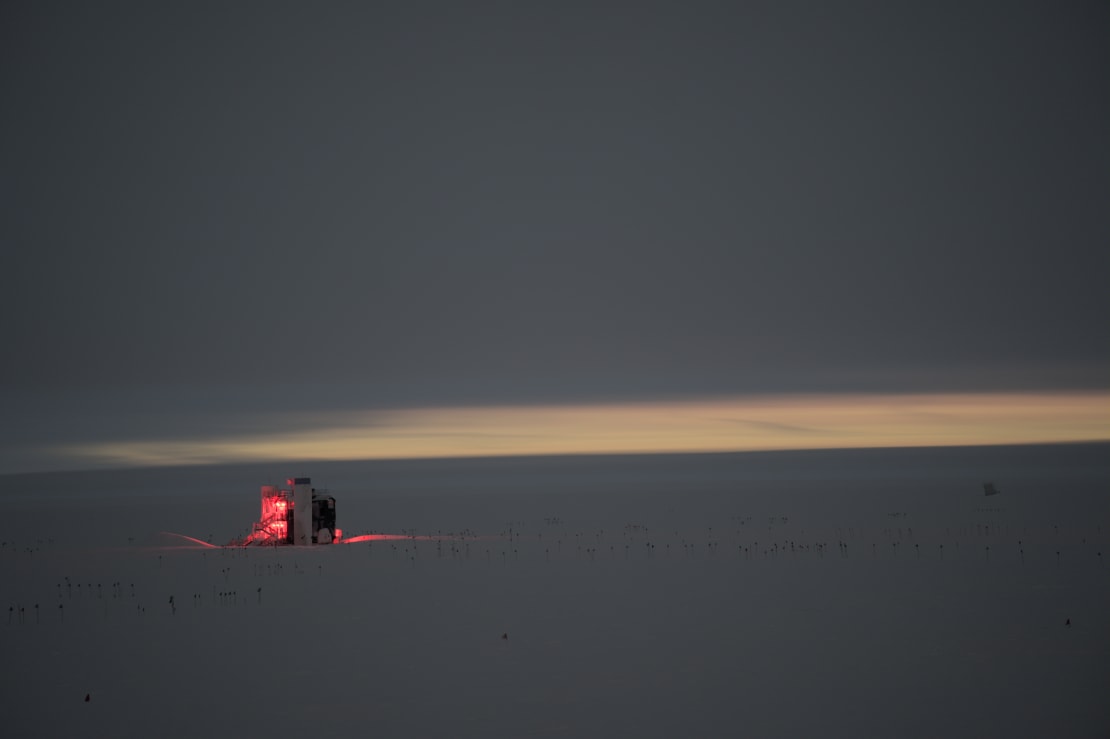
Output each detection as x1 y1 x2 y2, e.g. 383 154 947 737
339 533 462 544
159 532 220 549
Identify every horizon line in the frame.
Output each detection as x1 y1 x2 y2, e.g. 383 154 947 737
5 390 1107 476
6 438 1107 479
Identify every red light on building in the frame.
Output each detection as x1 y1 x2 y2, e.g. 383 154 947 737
238 478 337 547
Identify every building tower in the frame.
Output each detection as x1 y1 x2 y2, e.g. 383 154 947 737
291 477 313 546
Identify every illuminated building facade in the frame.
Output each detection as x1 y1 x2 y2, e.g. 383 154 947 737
242 477 339 545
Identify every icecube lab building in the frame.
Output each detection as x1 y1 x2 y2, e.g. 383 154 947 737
245 477 338 545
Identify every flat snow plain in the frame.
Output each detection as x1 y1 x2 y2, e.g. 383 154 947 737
2 443 1108 738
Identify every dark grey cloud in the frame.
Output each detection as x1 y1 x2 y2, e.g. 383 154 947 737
2 1 1107 432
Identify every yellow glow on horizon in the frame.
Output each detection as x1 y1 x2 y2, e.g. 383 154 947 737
64 391 1110 468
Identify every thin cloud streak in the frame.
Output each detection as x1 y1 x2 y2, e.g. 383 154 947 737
54 392 1110 471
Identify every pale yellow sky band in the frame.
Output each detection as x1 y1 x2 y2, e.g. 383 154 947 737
61 391 1110 469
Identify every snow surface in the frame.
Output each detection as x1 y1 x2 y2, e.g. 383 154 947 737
2 444 1108 738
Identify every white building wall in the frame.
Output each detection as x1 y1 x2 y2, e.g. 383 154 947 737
292 479 312 545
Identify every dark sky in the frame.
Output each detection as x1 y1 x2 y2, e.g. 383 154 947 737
2 1 1108 466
